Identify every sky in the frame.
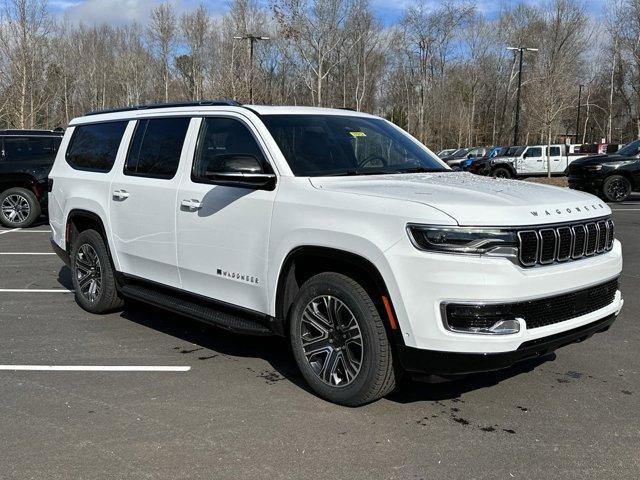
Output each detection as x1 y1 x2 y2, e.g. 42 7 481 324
48 0 609 28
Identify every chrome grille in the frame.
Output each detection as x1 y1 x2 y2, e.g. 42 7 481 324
518 218 614 267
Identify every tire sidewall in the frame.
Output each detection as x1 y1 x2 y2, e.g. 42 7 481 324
289 274 385 405
602 175 631 203
71 230 115 313
0 187 40 228
492 167 511 179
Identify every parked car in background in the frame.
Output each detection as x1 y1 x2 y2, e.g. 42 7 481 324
568 139 640 202
444 146 488 170
481 144 583 178
579 143 624 155
437 148 456 158
0 129 64 228
460 146 505 171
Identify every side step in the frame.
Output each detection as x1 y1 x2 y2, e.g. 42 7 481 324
120 284 272 336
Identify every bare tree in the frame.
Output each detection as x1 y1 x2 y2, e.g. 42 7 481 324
148 2 177 102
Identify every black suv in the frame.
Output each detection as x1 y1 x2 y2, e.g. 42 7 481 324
0 129 64 228
567 140 640 202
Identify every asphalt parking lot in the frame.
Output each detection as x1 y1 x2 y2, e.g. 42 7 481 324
1 196 639 480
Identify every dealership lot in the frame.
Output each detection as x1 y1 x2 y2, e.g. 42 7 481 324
0 199 639 480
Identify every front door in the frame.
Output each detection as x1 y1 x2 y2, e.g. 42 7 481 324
109 116 193 288
521 146 545 174
176 116 277 313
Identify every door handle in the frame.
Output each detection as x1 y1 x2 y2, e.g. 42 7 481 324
113 189 130 200
181 199 203 210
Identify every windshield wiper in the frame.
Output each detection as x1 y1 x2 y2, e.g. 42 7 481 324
395 167 449 174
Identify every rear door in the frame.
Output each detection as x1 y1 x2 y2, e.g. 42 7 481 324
175 115 277 313
548 145 565 172
109 116 192 288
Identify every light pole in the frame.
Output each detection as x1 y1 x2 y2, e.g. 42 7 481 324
507 47 538 146
576 84 584 144
233 34 270 104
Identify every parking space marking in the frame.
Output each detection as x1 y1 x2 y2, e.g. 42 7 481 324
8 230 52 233
0 289 73 293
611 209 640 211
0 365 191 372
0 252 55 255
0 228 21 235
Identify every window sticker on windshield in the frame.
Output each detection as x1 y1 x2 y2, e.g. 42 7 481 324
349 131 366 138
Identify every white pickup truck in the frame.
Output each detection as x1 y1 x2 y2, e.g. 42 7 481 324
489 144 584 178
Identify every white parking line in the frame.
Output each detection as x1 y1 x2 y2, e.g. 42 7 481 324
0 252 55 255
611 209 640 211
9 230 52 233
0 289 73 293
0 228 21 235
0 365 191 372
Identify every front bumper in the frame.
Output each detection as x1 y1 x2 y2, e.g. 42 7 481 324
380 236 623 353
398 313 616 375
568 175 604 192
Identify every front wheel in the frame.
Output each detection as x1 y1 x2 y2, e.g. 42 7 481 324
289 272 397 406
601 175 632 202
491 167 512 179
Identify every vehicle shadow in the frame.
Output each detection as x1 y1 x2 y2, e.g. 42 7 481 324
57 266 74 289
119 301 309 389
387 354 555 404
118 299 556 404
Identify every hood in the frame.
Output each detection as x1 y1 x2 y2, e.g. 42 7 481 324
309 172 611 226
571 154 637 165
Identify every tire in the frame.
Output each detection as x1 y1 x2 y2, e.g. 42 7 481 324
70 229 124 314
601 175 632 202
491 167 512 179
0 187 41 228
289 272 396 406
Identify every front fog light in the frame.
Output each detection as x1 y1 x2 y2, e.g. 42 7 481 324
443 303 521 335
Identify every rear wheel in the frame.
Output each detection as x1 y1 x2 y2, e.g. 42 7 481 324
491 167 512 179
71 229 124 313
0 187 41 228
289 272 396 406
601 175 632 202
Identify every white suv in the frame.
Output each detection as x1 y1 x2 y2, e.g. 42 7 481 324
49 100 624 406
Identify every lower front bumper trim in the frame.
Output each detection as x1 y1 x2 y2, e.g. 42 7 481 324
398 314 616 376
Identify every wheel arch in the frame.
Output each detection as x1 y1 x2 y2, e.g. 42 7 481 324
274 246 401 339
491 163 517 177
0 173 42 199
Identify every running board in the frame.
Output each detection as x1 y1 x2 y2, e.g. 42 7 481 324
120 284 272 336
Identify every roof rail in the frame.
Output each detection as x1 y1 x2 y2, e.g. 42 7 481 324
0 129 64 136
84 99 242 116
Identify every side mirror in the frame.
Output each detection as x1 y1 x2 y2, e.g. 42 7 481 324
204 154 276 190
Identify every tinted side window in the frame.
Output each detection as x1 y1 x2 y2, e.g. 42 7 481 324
66 122 128 172
192 117 267 180
3 137 59 162
526 147 542 158
125 117 190 179
549 146 560 156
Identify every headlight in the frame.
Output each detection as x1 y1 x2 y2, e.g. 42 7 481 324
407 225 518 255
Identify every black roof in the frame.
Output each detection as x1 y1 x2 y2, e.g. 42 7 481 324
85 99 242 116
0 129 64 136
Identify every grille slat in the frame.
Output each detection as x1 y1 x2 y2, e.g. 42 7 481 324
517 217 613 267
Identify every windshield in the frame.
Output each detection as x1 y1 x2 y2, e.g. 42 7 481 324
261 115 448 176
505 146 525 156
615 139 640 157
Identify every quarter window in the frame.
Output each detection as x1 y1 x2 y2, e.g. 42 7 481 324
192 117 267 181
125 117 190 179
66 122 128 172
3 137 60 162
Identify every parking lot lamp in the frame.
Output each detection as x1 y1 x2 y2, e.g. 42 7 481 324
507 47 538 145
233 34 271 104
